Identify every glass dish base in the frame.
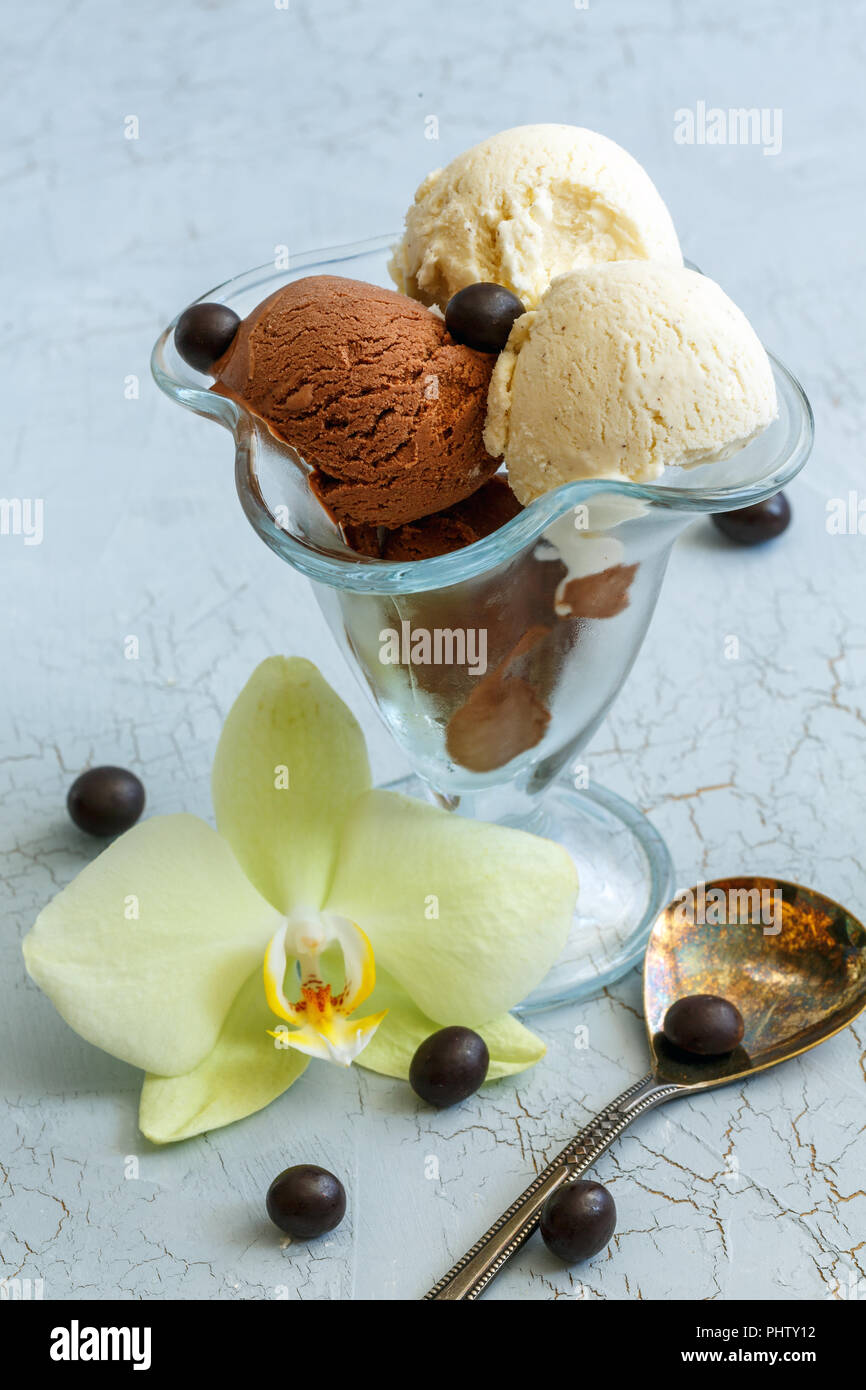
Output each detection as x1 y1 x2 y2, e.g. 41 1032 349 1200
383 771 675 1013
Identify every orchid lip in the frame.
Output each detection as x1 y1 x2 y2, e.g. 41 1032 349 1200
263 909 385 1066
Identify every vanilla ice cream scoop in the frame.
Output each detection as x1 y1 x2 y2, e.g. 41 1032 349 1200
390 124 682 312
484 262 778 504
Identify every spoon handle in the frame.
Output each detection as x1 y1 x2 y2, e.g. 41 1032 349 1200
423 1072 680 1300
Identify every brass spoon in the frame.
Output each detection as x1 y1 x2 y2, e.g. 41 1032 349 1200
425 877 866 1300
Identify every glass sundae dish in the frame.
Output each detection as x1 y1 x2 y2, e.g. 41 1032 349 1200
152 129 813 1009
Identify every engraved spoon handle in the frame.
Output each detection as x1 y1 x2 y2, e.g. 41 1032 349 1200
424 1072 680 1301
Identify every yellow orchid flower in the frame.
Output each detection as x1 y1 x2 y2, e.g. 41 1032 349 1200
22 657 578 1144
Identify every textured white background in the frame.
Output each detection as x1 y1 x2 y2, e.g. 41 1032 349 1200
2 0 865 1302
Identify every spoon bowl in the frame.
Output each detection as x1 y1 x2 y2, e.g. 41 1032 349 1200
645 876 866 1089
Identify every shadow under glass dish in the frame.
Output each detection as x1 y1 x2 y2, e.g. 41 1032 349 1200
152 235 814 1009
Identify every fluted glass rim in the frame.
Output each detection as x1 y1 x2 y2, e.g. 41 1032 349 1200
152 234 814 596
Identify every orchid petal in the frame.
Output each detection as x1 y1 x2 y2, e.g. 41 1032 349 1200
22 815 281 1077
139 968 309 1144
356 967 546 1080
325 790 578 1026
211 657 371 915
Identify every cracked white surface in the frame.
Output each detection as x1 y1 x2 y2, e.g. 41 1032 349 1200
2 0 865 1301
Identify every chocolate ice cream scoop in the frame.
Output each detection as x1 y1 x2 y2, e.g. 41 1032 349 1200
212 275 500 529
344 475 522 561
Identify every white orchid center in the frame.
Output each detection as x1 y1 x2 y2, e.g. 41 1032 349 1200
263 908 386 1067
